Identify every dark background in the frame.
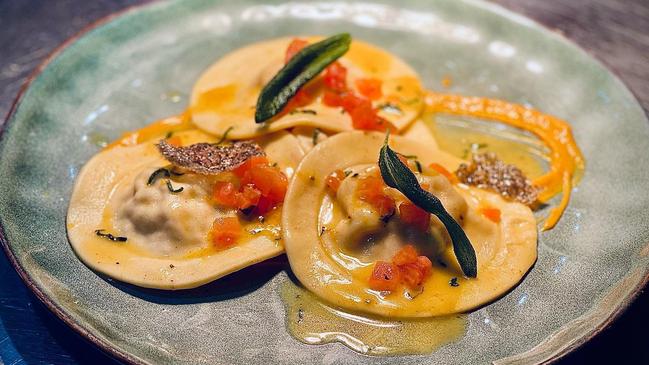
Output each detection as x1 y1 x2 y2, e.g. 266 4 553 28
1 0 647 364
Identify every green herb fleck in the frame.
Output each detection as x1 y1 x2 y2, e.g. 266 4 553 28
214 126 234 145
312 128 321 146
147 167 171 185
415 160 423 173
344 170 352 177
95 229 127 242
165 131 174 139
166 180 184 193
449 277 460 287
290 109 318 115
379 132 477 278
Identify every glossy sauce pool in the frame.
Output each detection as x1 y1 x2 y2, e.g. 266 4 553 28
280 280 467 356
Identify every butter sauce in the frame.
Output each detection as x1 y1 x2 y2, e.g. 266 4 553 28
280 280 466 356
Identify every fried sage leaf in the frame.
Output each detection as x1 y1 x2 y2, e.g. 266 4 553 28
254 33 351 123
157 139 264 175
378 134 477 278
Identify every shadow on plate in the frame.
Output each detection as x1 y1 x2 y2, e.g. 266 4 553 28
103 254 290 305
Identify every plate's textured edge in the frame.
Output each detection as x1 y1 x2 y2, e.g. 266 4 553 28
0 3 156 364
0 1 647 365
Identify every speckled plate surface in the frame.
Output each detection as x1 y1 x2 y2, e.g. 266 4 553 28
1 0 648 364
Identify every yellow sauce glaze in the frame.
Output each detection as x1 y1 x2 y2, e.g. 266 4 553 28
425 113 548 180
105 112 194 150
425 92 585 229
280 280 466 356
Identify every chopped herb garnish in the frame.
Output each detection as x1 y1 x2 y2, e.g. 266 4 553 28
255 33 351 123
379 132 477 278
401 154 418 159
319 226 327 236
147 167 171 185
449 277 460 287
95 229 127 242
377 102 403 115
214 126 234 145
290 109 318 115
165 180 184 193
165 131 174 139
312 128 321 146
352 173 359 178
414 160 423 173
344 170 352 177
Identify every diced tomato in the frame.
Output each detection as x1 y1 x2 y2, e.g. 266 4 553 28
368 245 433 292
233 156 270 177
326 169 346 193
347 98 396 132
355 78 383 100
399 201 431 232
254 195 275 216
285 38 308 64
238 185 262 209
429 163 458 183
415 256 433 278
240 164 288 203
210 217 242 249
369 261 401 291
480 207 501 223
399 259 432 288
392 244 419 266
393 245 433 288
221 156 289 216
357 175 395 217
212 181 240 208
322 90 344 107
323 61 348 92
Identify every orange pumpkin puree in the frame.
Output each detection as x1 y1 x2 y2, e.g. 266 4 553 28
425 92 584 230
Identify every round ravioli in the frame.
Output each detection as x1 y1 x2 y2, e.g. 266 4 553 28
282 131 537 317
190 37 424 139
67 129 303 289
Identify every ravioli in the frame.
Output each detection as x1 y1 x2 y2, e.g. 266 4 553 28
190 37 424 139
282 131 537 317
67 129 303 289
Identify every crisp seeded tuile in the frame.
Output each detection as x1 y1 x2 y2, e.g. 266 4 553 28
156 139 265 174
455 153 539 205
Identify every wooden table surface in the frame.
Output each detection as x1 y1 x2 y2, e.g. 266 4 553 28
0 0 647 364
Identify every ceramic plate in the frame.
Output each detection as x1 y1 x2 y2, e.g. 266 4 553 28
1 0 648 364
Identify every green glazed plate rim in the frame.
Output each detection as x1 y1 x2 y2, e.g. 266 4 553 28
1 1 647 364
